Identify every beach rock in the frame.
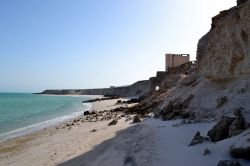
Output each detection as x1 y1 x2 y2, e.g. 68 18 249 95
207 116 235 142
217 160 241 166
216 96 228 108
230 145 250 160
132 115 141 123
230 133 250 160
90 129 97 132
189 131 209 146
229 116 246 137
203 147 210 156
84 111 90 115
108 119 118 126
91 111 97 114
197 0 250 81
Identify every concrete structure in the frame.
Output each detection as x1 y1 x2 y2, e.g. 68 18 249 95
165 54 190 71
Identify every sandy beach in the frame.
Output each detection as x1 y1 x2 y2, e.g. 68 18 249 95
0 97 250 166
0 98 138 166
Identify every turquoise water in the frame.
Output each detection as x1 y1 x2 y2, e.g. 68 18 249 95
0 93 91 140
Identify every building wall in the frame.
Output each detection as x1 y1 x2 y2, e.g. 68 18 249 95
165 54 190 71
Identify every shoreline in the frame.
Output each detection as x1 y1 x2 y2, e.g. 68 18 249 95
0 95 95 142
0 94 118 142
0 98 137 166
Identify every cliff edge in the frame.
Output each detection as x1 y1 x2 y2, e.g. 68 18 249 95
197 0 250 81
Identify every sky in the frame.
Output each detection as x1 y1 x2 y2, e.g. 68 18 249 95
0 0 236 92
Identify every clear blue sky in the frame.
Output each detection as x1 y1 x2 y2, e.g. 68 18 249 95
0 0 236 92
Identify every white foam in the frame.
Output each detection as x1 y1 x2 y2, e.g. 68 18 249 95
0 103 92 142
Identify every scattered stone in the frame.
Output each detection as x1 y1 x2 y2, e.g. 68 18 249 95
132 115 141 123
203 147 210 156
84 111 90 116
189 131 209 146
108 119 118 126
90 129 97 132
91 111 97 114
237 88 246 94
207 116 235 142
217 160 241 166
216 96 228 108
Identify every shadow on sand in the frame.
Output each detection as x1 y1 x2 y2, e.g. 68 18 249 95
58 123 154 166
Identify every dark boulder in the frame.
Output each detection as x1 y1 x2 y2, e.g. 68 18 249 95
84 111 90 116
132 116 141 123
217 160 241 166
108 119 118 126
207 116 235 142
230 144 250 160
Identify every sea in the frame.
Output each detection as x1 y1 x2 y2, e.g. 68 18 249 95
0 93 92 141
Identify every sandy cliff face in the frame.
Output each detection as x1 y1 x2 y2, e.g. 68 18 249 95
197 1 250 81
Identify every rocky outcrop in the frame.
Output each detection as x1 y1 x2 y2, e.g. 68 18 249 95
207 116 235 142
197 1 250 81
207 113 247 142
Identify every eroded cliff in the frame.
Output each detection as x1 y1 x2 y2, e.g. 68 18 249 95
197 1 250 81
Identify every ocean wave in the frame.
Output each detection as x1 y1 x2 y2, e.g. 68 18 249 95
0 103 92 142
